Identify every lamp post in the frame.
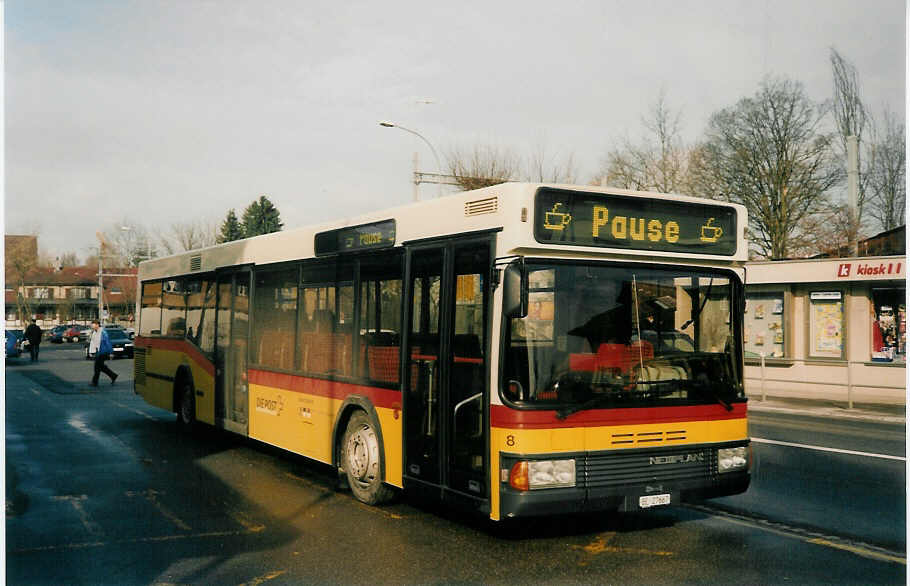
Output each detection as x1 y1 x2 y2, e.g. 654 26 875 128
379 122 442 200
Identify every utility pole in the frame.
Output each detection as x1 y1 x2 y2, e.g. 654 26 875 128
847 135 859 256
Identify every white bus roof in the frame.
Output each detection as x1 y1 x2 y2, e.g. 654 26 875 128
138 183 748 281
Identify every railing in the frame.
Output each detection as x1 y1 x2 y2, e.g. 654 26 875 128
748 354 905 409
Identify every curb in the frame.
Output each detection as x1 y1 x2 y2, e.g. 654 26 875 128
748 401 906 425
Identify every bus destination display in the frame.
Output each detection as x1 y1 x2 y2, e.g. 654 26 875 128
534 188 737 255
315 219 396 255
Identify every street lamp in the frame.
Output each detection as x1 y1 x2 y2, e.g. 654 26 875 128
379 121 442 199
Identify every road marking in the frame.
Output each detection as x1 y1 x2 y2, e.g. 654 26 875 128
572 533 674 559
688 504 906 566
7 528 260 555
751 437 905 461
227 509 266 533
238 570 287 585
126 490 191 531
51 495 103 536
807 538 907 565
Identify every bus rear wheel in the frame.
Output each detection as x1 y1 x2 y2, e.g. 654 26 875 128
342 411 393 505
176 380 196 431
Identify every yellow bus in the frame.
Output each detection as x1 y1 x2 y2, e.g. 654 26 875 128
134 183 750 519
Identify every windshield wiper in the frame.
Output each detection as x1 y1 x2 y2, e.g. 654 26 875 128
680 277 714 330
555 384 680 420
680 380 734 411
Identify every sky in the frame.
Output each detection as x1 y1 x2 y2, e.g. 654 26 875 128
4 0 906 263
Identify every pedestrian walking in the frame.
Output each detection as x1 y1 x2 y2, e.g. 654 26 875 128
88 320 118 386
24 319 42 362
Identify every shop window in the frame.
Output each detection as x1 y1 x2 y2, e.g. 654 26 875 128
871 288 906 363
809 291 844 359
744 292 786 358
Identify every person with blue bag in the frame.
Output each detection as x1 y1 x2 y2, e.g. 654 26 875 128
89 320 118 386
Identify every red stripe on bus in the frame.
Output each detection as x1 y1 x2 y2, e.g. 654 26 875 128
248 369 402 411
134 336 215 377
490 402 747 429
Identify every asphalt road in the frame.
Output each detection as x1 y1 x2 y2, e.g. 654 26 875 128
5 344 907 584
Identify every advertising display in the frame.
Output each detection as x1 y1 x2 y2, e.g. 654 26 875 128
744 293 785 358
809 292 844 359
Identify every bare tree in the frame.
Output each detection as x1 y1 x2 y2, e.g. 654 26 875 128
602 91 691 193
446 144 519 190
689 77 840 259
866 107 906 231
156 219 219 255
5 234 38 322
526 143 578 184
788 204 858 258
103 220 156 266
830 47 873 237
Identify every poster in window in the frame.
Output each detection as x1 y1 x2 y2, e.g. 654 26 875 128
772 299 783 314
754 304 765 319
810 299 843 358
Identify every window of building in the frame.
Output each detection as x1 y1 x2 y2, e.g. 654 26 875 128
744 292 786 358
252 267 298 370
69 288 89 300
29 287 52 299
871 288 906 363
139 281 163 335
161 280 186 337
808 291 844 359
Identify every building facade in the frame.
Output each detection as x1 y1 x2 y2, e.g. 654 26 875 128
744 254 905 406
5 266 137 327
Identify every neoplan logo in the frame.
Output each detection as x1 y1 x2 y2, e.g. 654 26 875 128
650 453 704 465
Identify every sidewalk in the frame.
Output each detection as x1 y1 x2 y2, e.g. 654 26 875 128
748 395 906 425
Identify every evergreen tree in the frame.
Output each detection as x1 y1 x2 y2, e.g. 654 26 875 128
241 195 283 237
217 208 245 243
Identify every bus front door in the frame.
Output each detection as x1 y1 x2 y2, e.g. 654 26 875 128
405 240 489 502
215 270 251 434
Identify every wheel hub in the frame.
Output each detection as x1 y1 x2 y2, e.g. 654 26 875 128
347 426 378 483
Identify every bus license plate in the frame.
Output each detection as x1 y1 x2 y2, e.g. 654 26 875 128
639 494 671 508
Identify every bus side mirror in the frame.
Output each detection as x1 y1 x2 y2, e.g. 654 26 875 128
503 262 528 318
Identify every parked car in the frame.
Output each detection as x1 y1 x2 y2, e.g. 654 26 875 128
84 327 135 360
48 325 69 344
64 325 92 343
5 330 21 359
7 329 25 352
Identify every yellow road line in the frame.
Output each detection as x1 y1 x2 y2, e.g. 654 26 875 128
807 538 907 565
691 505 906 566
238 570 287 586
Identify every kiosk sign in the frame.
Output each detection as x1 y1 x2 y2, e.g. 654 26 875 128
533 188 738 255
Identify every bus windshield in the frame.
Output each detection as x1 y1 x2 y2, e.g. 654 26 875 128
502 262 743 413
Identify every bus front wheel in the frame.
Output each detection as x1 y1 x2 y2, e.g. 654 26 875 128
341 411 393 505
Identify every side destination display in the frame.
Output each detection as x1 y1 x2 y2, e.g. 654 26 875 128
315 219 396 255
534 187 738 256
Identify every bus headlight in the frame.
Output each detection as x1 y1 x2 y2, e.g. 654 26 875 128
717 446 749 473
509 459 576 491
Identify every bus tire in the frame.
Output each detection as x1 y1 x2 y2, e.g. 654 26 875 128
176 378 196 431
341 411 393 505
